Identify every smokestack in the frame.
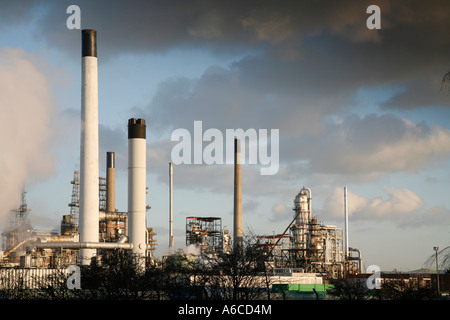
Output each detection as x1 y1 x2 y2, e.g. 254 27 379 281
169 162 174 252
106 152 115 213
128 118 147 267
344 186 349 258
106 152 115 241
79 29 99 264
233 138 243 248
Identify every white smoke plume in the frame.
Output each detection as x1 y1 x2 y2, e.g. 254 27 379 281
0 48 55 223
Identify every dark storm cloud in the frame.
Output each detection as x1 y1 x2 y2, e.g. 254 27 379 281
0 1 37 27
4 0 448 110
6 1 447 60
380 77 450 110
4 0 450 187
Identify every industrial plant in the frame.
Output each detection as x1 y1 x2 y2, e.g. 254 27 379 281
0 28 402 300
1 30 153 269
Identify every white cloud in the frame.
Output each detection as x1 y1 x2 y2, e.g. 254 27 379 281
303 114 450 181
270 202 291 222
323 186 423 222
401 205 450 228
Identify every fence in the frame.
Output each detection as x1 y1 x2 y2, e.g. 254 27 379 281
0 268 68 290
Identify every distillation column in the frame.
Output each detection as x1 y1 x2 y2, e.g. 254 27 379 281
292 188 311 252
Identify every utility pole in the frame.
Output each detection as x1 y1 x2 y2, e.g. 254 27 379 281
433 246 440 297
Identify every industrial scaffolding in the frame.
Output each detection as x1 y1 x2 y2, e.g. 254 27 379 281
256 234 291 269
280 219 346 277
66 169 157 257
1 191 32 255
67 170 80 233
186 217 224 254
258 188 351 279
99 176 107 212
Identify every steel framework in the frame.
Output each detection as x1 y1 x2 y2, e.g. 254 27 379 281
186 217 224 254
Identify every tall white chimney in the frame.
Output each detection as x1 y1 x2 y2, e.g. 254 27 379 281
233 138 243 248
128 118 147 268
79 29 99 264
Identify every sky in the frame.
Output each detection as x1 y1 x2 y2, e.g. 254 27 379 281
0 0 449 272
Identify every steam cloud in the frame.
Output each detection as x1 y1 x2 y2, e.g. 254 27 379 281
0 48 54 223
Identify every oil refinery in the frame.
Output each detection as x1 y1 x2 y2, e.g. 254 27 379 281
1 29 363 298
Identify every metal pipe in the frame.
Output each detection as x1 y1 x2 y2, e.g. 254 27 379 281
349 247 363 273
5 237 39 257
117 235 128 243
99 212 126 220
106 152 115 213
34 242 133 250
128 118 147 266
169 162 174 252
106 152 116 241
344 186 349 258
79 29 99 265
303 187 312 215
233 138 243 248
43 236 78 243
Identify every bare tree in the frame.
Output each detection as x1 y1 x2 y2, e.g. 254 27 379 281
203 234 273 300
442 70 450 93
327 278 372 300
380 275 435 300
